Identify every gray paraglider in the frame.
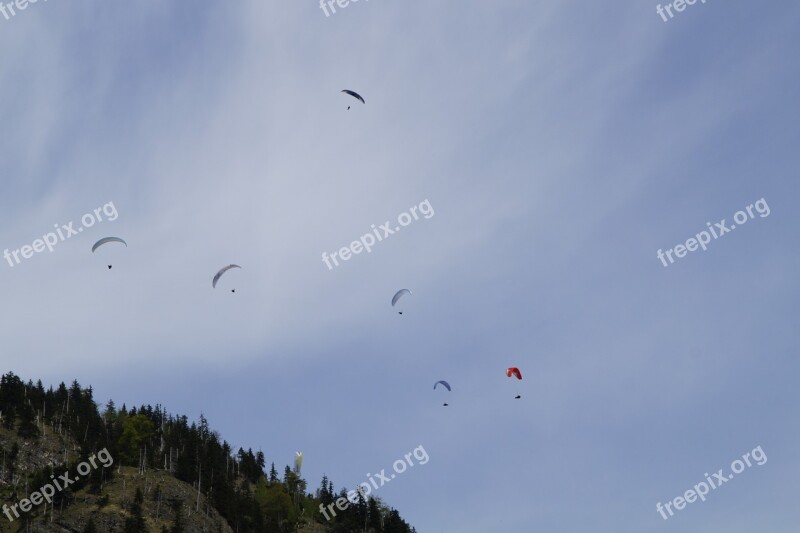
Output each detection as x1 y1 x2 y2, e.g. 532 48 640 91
92 237 127 269
92 237 127 252
391 289 411 314
213 264 241 290
433 380 451 391
434 380 451 406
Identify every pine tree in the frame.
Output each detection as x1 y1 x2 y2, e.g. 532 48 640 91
123 487 147 532
355 488 368 529
283 466 299 496
269 462 279 483
170 498 186 533
104 400 117 421
318 475 333 507
367 497 382 531
255 450 265 472
6 442 20 482
17 401 39 438
1 408 12 430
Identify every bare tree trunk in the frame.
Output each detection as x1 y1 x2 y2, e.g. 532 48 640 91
196 464 202 512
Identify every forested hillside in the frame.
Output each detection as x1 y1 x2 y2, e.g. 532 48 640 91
0 373 416 532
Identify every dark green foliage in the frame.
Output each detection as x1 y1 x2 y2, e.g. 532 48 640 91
17 400 39 438
384 508 415 533
124 487 147 532
368 496 383 531
0 372 417 533
169 498 186 533
318 474 334 508
2 442 20 482
118 415 155 464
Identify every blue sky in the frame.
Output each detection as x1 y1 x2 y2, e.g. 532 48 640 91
1 1 798 531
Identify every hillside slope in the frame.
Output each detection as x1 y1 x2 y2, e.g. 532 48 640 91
0 373 416 533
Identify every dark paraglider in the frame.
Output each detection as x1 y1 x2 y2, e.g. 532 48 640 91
342 89 365 107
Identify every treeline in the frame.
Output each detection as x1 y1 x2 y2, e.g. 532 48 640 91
0 372 416 532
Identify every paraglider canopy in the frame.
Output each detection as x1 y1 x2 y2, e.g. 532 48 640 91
212 264 241 289
341 89 365 104
391 289 411 307
506 367 522 380
294 452 303 473
92 237 127 269
91 237 127 253
433 380 451 391
391 289 412 314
